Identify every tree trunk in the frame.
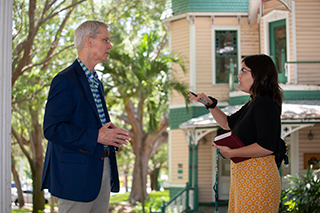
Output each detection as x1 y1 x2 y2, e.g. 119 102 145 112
124 172 129 192
32 164 45 213
30 109 45 213
129 153 149 205
11 155 25 208
149 167 160 191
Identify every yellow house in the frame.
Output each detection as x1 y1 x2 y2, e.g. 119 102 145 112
161 0 320 211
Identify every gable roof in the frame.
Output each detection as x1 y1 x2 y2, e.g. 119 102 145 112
162 0 249 19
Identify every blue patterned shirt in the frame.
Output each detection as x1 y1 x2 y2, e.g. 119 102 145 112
77 58 107 126
77 59 110 150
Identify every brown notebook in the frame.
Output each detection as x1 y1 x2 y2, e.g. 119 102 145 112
213 131 250 163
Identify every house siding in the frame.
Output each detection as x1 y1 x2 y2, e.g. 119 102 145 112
195 17 214 97
259 1 294 83
170 129 189 183
299 124 320 173
198 135 214 203
171 19 190 105
240 17 259 57
295 0 320 84
170 15 260 104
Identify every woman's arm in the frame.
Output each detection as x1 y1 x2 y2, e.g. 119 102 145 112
188 92 230 130
214 142 273 158
208 107 230 130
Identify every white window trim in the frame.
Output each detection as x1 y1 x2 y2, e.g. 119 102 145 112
262 10 291 83
211 25 241 85
187 15 196 91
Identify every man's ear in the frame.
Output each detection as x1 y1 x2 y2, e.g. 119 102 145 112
85 36 92 48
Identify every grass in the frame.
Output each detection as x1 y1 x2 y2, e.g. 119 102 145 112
109 191 131 204
148 190 170 202
109 190 170 212
12 209 32 213
110 190 169 204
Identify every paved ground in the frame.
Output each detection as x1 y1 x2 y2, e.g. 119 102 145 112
12 202 228 213
11 203 58 213
198 205 228 213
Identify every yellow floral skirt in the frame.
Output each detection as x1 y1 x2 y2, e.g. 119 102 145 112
228 155 281 213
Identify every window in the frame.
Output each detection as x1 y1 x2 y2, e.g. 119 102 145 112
215 30 238 83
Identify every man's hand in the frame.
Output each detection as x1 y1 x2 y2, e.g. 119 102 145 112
97 122 131 147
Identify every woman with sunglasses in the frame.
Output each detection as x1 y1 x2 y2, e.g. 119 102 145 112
189 54 283 213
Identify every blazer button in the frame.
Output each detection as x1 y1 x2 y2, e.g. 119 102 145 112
100 156 104 160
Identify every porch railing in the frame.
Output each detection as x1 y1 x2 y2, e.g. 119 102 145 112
150 183 196 213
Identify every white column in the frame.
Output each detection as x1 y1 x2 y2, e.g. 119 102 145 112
290 131 299 176
0 0 13 212
187 15 196 91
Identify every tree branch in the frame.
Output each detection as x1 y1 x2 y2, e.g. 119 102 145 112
11 127 33 168
21 44 74 73
12 82 50 105
42 1 75 71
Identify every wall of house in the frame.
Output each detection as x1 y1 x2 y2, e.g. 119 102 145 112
170 129 189 184
198 135 214 203
195 16 229 102
299 124 320 173
260 0 320 85
170 19 190 105
240 17 259 57
170 16 260 104
259 0 294 83
295 0 320 85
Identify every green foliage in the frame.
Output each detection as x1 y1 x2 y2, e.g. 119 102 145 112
134 190 170 212
282 163 320 213
11 0 175 209
102 31 189 132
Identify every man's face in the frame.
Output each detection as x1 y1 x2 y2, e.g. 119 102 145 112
89 26 113 63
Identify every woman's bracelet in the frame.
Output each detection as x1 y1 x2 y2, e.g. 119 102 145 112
206 96 218 109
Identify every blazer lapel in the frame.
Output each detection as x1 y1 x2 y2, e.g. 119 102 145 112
73 60 101 123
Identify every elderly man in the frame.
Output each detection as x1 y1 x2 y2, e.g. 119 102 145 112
41 20 131 213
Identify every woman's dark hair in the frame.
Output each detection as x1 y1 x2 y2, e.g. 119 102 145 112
242 54 283 106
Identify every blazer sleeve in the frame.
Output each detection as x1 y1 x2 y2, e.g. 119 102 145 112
43 73 98 155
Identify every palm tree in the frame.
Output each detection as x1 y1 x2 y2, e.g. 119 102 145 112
102 31 189 209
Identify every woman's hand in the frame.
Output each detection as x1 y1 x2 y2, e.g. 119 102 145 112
212 143 273 159
188 92 212 105
213 144 233 158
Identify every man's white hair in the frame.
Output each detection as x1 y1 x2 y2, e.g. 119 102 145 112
74 21 109 51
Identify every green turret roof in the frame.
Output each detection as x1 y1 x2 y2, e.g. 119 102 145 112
162 0 249 20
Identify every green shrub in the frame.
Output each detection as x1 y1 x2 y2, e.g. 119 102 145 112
282 163 320 213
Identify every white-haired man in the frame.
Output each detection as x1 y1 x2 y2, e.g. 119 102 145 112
41 20 131 213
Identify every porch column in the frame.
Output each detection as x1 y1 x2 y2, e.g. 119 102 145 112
290 131 299 175
192 145 199 210
0 0 13 211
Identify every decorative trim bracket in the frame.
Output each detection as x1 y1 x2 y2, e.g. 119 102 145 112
183 128 216 145
282 124 314 139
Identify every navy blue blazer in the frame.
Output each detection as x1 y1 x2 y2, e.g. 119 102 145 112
41 60 119 202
